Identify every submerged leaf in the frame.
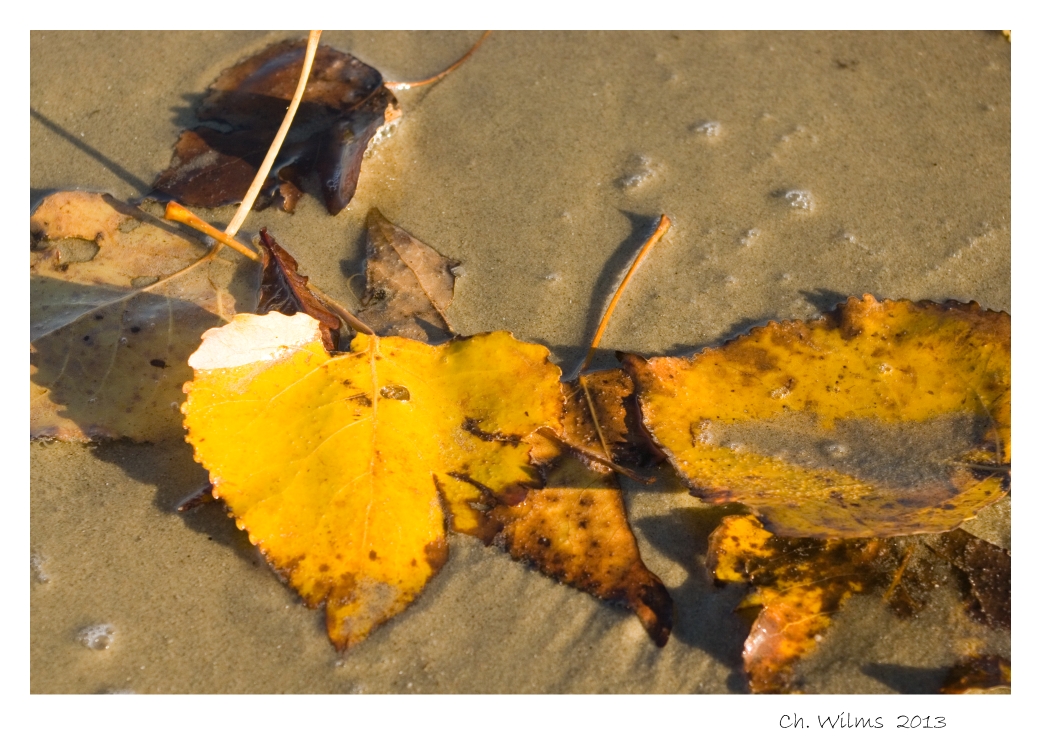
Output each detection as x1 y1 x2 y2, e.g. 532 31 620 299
154 40 401 215
707 514 1010 693
183 312 563 649
625 295 1010 537
926 529 1010 629
30 191 257 441
357 209 459 344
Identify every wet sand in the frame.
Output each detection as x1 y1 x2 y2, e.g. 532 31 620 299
30 31 1010 693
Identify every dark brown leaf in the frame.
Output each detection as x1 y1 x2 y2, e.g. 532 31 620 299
926 529 1010 629
940 655 1011 694
562 369 664 469
357 209 459 343
153 40 401 216
257 229 341 351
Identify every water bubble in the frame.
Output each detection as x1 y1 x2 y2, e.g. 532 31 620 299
877 363 892 374
78 623 115 650
31 552 49 583
694 420 717 446
618 155 655 189
692 120 721 137
450 265 466 278
544 272 562 282
738 228 761 246
769 385 791 400
119 337 128 345
724 275 738 285
824 443 849 457
783 189 816 211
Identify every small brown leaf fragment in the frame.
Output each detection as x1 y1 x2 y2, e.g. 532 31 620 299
562 369 664 469
926 529 1010 629
257 229 340 351
940 655 1011 694
357 209 459 343
153 40 401 216
486 456 673 646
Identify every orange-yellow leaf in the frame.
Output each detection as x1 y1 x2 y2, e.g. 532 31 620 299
182 312 563 649
625 296 1010 537
486 455 673 646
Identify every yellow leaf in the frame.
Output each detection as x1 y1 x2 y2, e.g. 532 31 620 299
625 296 1010 537
183 312 563 649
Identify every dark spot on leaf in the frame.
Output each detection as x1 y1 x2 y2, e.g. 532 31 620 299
150 359 167 368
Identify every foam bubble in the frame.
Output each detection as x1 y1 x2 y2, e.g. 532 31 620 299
783 189 816 212
78 623 115 650
738 228 761 246
31 552 49 583
618 155 655 189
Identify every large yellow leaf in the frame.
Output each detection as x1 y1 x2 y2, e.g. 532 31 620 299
625 296 1010 537
182 312 563 649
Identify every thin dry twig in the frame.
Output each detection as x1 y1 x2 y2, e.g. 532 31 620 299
581 214 671 373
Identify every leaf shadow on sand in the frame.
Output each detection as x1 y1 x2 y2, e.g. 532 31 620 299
30 108 153 199
632 494 755 692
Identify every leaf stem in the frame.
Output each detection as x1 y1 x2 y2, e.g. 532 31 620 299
224 29 322 241
581 214 671 373
164 202 259 261
307 283 376 336
384 31 491 91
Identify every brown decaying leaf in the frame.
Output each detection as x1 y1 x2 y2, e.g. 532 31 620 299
939 655 1011 694
625 295 1010 538
30 191 257 441
707 514 1010 693
561 369 664 469
257 228 341 351
153 40 400 216
926 529 1010 630
357 209 459 344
